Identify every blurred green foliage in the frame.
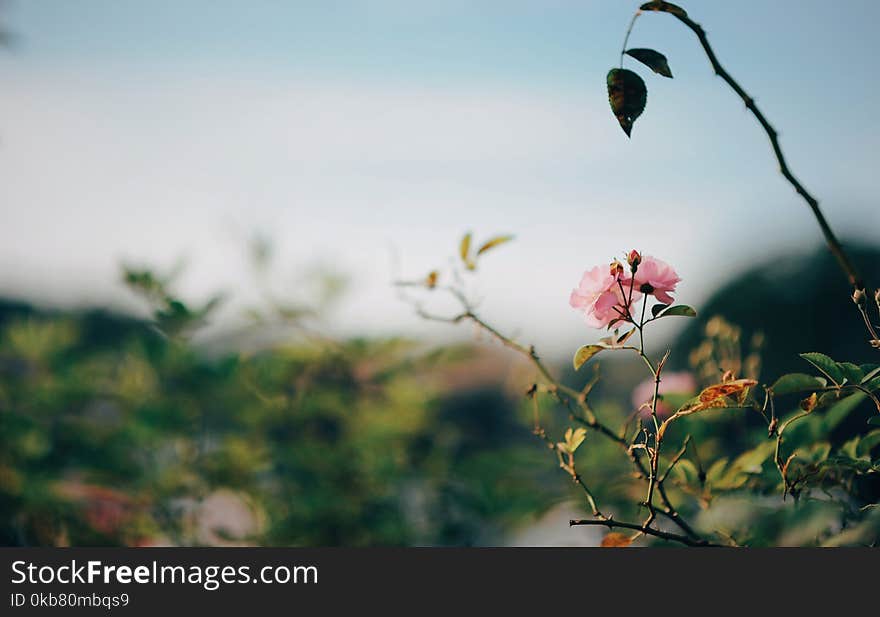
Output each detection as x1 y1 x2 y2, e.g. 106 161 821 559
0 266 560 546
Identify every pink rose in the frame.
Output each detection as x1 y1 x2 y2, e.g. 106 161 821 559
632 371 697 418
570 264 640 329
623 255 681 304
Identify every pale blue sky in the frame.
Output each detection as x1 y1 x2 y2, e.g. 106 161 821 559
2 1 879 354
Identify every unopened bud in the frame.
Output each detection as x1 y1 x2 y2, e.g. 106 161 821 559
609 260 625 278
852 287 866 305
627 249 641 271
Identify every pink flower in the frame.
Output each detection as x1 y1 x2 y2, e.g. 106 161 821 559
624 255 680 304
632 371 697 418
570 264 640 329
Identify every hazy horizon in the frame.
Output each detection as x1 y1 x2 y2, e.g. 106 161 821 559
3 1 879 355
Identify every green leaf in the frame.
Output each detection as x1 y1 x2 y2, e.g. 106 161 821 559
771 373 826 396
861 365 880 385
573 345 603 371
672 458 699 486
705 458 728 485
476 235 514 256
650 303 669 317
625 48 673 78
841 436 861 460
800 352 845 386
802 442 832 465
712 471 749 491
567 427 587 453
640 1 688 18
856 430 880 458
823 392 866 431
654 305 697 319
824 455 875 473
838 362 864 385
729 441 775 475
607 68 647 137
868 416 880 427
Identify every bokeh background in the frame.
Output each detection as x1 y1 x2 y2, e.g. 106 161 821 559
2 1 879 546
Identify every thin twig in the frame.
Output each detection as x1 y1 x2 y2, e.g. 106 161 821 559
411 285 711 545
619 10 642 67
569 518 722 547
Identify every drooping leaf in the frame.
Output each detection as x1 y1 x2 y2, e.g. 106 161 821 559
600 532 632 547
771 373 826 396
640 1 688 18
654 305 696 319
476 235 514 256
800 352 845 386
573 344 604 371
607 68 647 137
625 48 673 78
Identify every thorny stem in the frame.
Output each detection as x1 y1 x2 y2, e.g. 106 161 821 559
640 3 871 336
640 358 663 533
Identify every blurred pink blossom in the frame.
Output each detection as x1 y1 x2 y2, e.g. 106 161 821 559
631 371 697 418
570 265 640 329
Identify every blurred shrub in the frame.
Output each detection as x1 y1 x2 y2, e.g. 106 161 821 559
0 270 560 545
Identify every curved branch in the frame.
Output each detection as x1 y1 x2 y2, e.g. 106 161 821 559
642 2 863 291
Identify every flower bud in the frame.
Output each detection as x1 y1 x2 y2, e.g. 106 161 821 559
852 287 866 305
627 249 641 271
609 260 625 278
